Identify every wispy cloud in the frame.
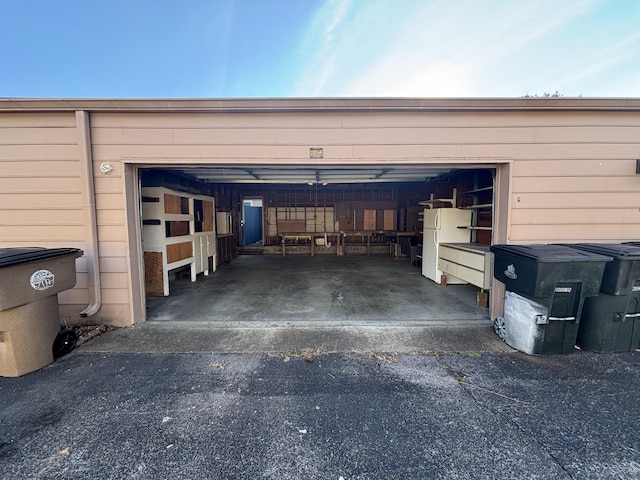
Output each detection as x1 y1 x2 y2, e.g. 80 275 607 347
291 0 633 97
293 0 354 96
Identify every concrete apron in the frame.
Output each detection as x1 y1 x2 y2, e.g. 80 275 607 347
79 255 514 354
77 321 513 355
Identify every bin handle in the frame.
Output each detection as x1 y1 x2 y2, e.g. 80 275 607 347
548 316 576 321
625 313 640 318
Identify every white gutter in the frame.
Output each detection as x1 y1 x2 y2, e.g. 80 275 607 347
76 110 102 318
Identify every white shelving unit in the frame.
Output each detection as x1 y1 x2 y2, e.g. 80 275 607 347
141 187 216 296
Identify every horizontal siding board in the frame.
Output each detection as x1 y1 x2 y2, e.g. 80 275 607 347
95 193 125 209
0 127 78 145
92 125 640 147
91 127 174 145
0 177 81 194
0 193 83 209
0 144 78 160
96 209 126 226
352 144 640 160
91 112 345 129
511 208 640 225
101 288 132 304
0 225 85 242
94 176 124 194
0 160 81 177
58 288 89 304
513 159 635 177
88 303 133 327
512 175 640 193
98 224 127 242
0 112 76 128
340 111 640 128
99 256 129 273
97 241 129 257
94 126 535 146
91 111 640 129
0 209 83 225
511 192 640 209
100 272 130 289
510 223 640 241
97 143 640 160
96 144 640 159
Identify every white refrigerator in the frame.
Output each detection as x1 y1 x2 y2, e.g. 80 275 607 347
421 208 472 283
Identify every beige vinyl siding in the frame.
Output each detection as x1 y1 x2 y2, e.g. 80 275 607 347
92 110 639 253
0 113 89 322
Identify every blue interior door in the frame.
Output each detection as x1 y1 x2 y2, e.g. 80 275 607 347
242 203 263 246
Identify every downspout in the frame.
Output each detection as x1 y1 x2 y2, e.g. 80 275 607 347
76 110 102 318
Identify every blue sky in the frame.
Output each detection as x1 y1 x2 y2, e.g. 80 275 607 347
1 0 639 98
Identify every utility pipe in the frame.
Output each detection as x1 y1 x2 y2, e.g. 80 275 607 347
76 110 102 317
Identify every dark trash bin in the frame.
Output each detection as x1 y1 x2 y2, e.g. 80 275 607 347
0 247 83 377
490 244 611 354
563 243 640 352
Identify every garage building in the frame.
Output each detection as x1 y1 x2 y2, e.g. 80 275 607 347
0 97 638 330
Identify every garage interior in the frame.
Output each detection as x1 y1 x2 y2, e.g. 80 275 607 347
140 164 496 325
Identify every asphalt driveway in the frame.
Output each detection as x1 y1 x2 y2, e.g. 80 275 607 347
1 349 639 479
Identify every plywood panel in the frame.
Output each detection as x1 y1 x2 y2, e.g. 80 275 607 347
166 241 193 263
144 252 164 297
277 220 306 233
363 210 376 230
203 200 214 232
383 210 396 230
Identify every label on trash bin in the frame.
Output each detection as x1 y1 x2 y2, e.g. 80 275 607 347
504 264 517 279
30 269 55 291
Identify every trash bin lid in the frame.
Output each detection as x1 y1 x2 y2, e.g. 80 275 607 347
490 244 612 263
566 243 640 260
0 247 83 268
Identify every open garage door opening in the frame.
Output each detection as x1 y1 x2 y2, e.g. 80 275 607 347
138 165 501 325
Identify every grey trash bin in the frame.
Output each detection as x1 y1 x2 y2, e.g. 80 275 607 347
564 243 640 352
490 244 611 354
0 247 83 377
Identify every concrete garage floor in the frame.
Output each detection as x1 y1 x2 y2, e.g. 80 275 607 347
146 255 488 325
81 255 512 354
